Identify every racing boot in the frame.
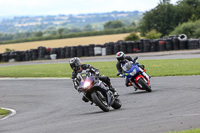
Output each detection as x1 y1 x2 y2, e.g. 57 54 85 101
109 85 119 96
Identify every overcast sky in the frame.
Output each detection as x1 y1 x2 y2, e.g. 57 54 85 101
0 0 179 18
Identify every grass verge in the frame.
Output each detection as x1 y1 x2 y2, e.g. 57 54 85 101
0 108 10 118
169 128 200 133
0 58 200 78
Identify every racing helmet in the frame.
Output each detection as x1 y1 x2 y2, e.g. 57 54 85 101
69 57 81 71
116 51 125 62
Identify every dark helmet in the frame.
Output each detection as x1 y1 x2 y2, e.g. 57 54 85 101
116 51 125 62
69 57 81 71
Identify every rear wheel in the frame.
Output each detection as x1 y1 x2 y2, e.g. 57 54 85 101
91 91 110 112
138 78 152 92
111 98 122 109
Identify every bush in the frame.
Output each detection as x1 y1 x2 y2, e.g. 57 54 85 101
145 29 162 39
170 20 200 38
124 32 140 41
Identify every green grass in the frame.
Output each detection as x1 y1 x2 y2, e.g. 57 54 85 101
0 108 10 118
0 58 200 78
169 128 200 133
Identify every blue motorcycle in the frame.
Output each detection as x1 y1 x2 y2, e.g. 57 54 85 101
120 58 152 92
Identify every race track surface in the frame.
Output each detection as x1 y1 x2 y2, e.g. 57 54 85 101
1 76 200 133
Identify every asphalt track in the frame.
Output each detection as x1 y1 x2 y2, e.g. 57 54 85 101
0 50 200 133
0 76 200 133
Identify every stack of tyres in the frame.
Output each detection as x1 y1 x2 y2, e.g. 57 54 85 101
77 45 83 57
30 49 38 60
126 41 133 53
56 48 62 59
83 46 89 57
172 37 179 50
60 47 66 58
94 45 102 56
187 39 199 49
133 41 140 53
119 41 127 53
0 54 2 62
9 52 15 61
150 40 158 52
38 46 47 59
1 52 10 62
158 39 166 51
165 38 173 51
139 39 144 52
65 46 71 58
179 40 187 50
25 50 32 61
14 51 23 62
143 39 151 52
106 42 114 55
71 46 77 57
89 44 95 56
114 42 120 54
101 45 106 56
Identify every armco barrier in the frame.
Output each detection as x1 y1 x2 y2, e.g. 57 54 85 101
1 38 200 62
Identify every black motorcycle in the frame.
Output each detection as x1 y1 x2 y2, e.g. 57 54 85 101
77 71 122 112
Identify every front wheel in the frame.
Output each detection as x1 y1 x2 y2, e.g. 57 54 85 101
91 91 110 112
137 78 152 92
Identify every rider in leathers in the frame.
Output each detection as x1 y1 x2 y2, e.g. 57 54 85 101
69 57 118 102
116 51 150 87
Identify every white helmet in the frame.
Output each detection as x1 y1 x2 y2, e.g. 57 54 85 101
116 51 125 62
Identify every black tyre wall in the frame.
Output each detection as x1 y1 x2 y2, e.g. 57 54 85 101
77 45 83 57
166 39 173 51
114 42 120 54
65 46 71 58
89 44 95 56
119 41 127 53
172 37 179 50
126 41 133 53
143 39 151 52
71 46 77 57
83 46 89 57
106 42 114 55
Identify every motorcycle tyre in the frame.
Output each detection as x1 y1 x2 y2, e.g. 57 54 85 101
91 91 110 112
138 78 152 92
111 98 122 109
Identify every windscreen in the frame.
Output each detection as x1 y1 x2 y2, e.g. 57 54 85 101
122 61 133 71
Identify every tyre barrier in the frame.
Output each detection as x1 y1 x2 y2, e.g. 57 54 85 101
165 38 173 51
143 39 151 52
126 41 133 53
83 46 89 57
158 39 166 51
94 45 102 56
119 41 127 53
89 44 95 56
114 42 120 54
187 39 199 49
1 38 200 62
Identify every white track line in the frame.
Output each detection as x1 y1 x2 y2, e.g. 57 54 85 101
0 107 16 120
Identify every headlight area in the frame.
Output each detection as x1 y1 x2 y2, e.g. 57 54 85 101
130 68 137 76
83 81 91 88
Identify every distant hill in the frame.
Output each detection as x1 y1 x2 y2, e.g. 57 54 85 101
0 11 143 33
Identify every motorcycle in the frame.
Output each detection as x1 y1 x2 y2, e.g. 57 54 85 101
77 71 122 112
120 57 152 92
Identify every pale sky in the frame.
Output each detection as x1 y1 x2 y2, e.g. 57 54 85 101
0 0 180 18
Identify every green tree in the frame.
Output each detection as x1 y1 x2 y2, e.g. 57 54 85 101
104 20 125 29
139 0 177 36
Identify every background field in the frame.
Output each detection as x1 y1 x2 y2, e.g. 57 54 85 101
0 33 129 53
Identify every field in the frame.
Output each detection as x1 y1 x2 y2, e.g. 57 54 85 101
0 33 129 53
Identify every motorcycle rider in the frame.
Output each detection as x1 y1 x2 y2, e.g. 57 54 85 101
115 51 150 87
69 57 118 102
